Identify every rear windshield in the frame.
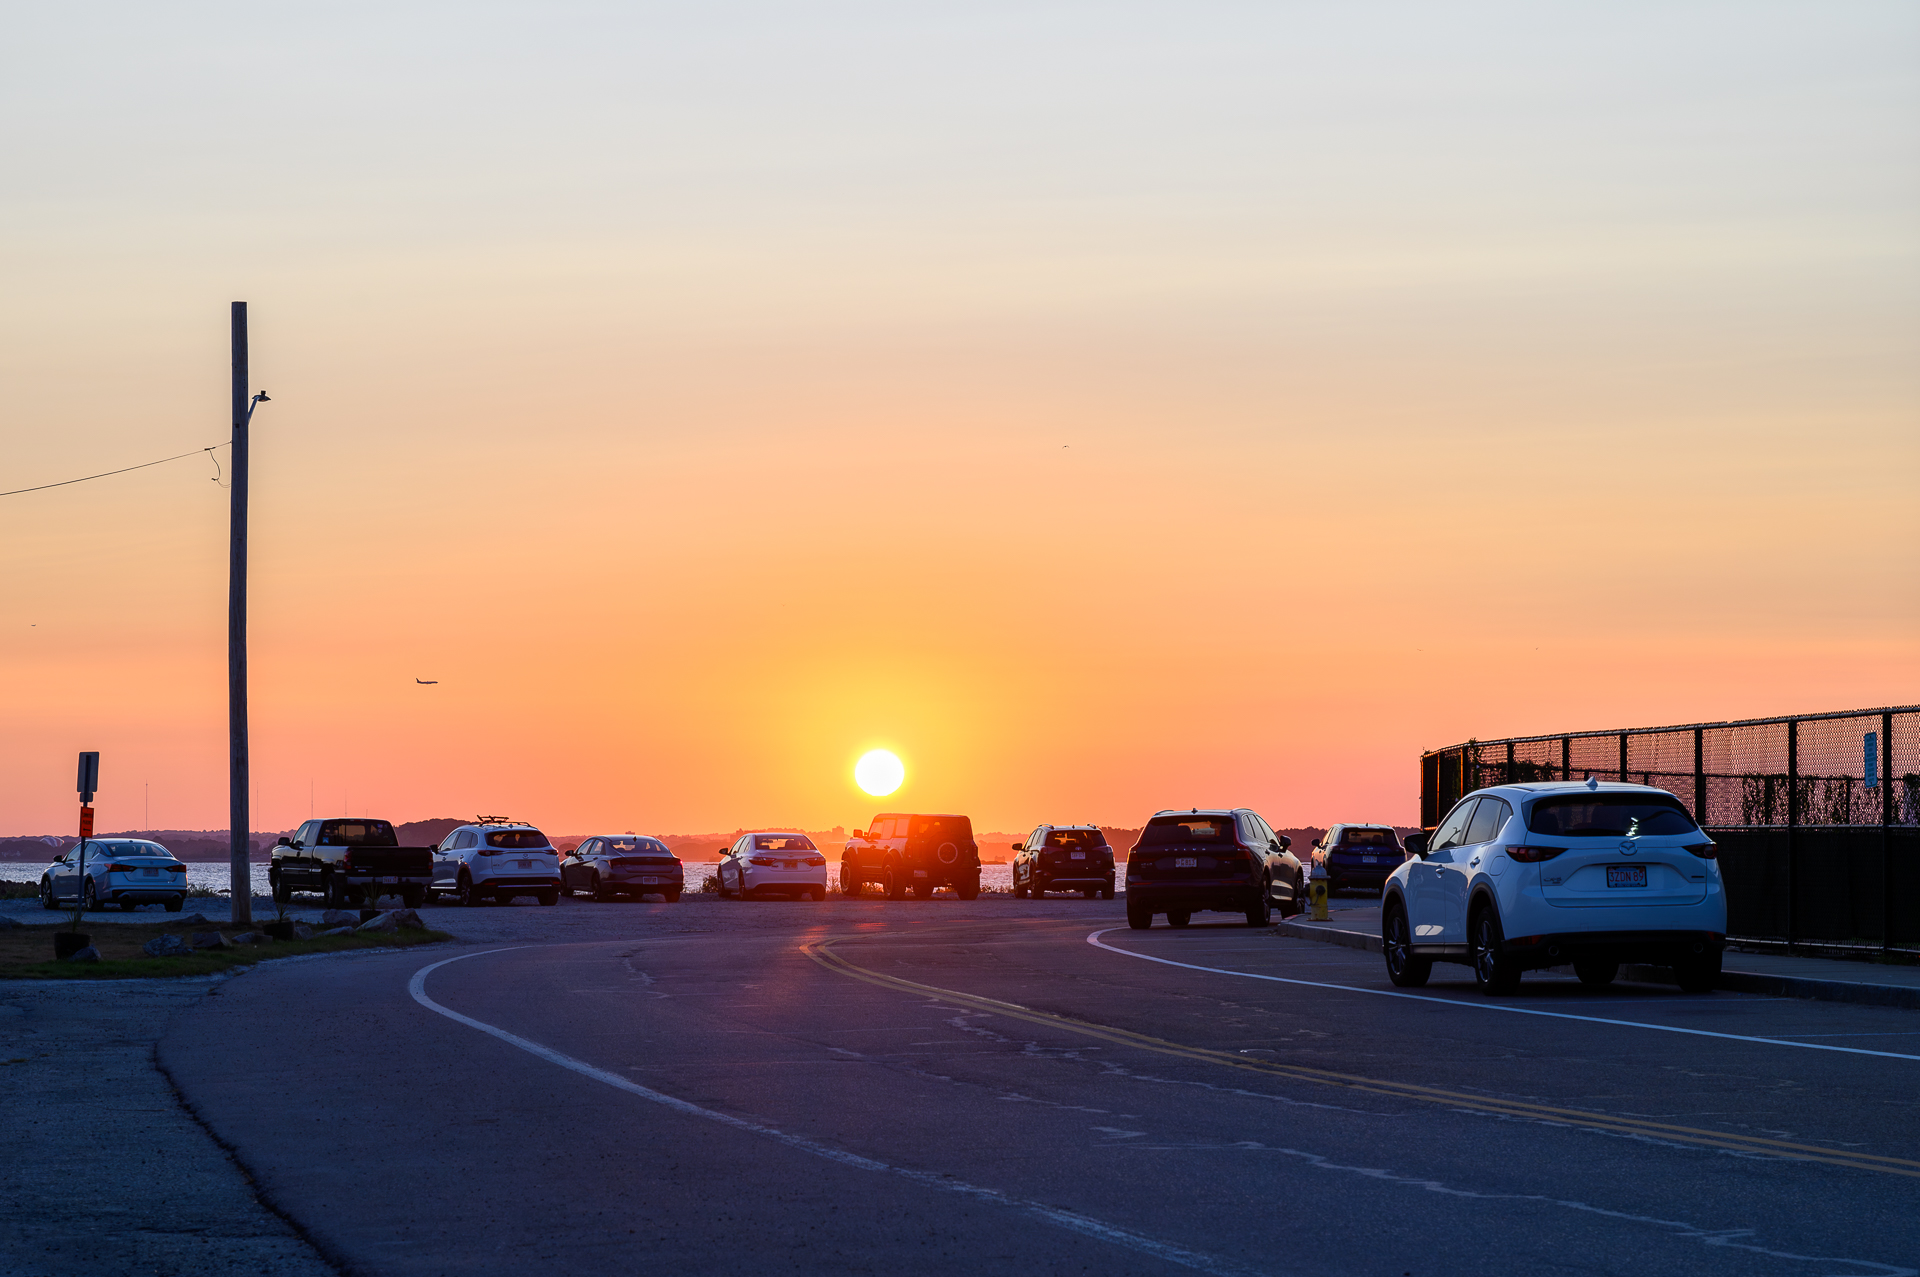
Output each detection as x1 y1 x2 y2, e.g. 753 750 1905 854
486 829 550 849
1339 828 1399 849
1527 795 1698 838
1045 829 1108 850
909 816 972 841
95 840 176 859
320 821 396 846
1140 817 1235 845
754 835 817 852
606 837 668 855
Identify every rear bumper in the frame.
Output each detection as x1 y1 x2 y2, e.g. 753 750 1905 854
474 875 559 890
107 887 185 903
1126 880 1259 911
1327 860 1396 886
1488 929 1725 970
1033 875 1113 890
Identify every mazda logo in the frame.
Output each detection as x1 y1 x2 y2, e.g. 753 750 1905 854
1618 840 1637 855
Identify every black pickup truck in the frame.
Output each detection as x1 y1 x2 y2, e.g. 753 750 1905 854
270 818 434 909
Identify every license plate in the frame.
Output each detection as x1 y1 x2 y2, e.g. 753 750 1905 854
1606 865 1647 888
640 877 659 885
143 868 159 877
913 870 928 877
1175 857 1197 868
1361 856 1377 864
1070 852 1085 860
380 876 399 883
517 860 533 869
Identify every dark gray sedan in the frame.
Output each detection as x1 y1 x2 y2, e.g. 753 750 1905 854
560 835 683 902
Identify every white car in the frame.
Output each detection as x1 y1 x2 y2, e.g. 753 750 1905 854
719 832 827 901
39 839 187 913
1381 780 1726 994
430 822 561 907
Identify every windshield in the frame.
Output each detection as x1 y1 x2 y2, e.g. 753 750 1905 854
605 837 668 855
753 835 817 852
909 816 971 841
1140 817 1235 845
1339 828 1398 849
93 840 176 859
1527 795 1698 838
486 829 551 849
1045 829 1107 850
319 821 396 846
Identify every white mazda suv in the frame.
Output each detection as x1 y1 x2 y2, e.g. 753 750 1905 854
1380 780 1725 994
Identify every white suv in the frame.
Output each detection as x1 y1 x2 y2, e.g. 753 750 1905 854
430 822 561 907
1381 780 1726 994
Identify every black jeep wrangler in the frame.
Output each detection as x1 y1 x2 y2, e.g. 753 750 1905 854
842 813 981 899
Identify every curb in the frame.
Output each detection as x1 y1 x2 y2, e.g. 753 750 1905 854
1273 918 1920 1010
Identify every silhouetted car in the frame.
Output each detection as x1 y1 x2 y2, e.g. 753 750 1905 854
1313 824 1405 894
719 832 827 900
272 818 434 909
1125 809 1301 929
561 835 683 902
842 813 981 899
39 839 187 913
1012 825 1115 899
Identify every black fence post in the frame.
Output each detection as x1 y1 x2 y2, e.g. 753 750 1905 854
1618 733 1629 783
1505 740 1514 783
1693 727 1705 821
1884 711 1895 953
1561 736 1570 782
1787 718 1799 947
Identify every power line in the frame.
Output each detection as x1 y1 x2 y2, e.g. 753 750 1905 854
0 442 230 499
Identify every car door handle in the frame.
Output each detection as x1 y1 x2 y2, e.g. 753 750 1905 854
1469 856 1481 867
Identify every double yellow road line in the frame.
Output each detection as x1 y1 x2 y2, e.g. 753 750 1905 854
805 936 1920 1180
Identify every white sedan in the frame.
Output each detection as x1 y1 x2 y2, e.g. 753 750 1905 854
719 832 827 901
40 839 188 912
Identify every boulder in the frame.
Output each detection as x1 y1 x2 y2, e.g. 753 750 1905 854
291 924 314 940
318 926 355 937
191 932 229 950
177 913 211 927
390 908 425 931
230 932 269 946
66 945 101 963
143 934 189 957
357 911 400 933
320 910 358 927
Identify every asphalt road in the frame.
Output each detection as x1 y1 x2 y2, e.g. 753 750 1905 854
160 895 1920 1276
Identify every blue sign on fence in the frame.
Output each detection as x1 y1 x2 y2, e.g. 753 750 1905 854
1865 731 1879 790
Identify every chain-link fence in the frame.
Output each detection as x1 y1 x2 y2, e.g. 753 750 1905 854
1421 706 1920 951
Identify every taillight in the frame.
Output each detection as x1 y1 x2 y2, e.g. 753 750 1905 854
106 863 138 873
1505 845 1565 863
341 851 355 871
748 856 777 866
806 857 826 866
1685 842 1718 859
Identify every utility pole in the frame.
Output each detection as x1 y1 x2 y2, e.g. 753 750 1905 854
228 304 269 924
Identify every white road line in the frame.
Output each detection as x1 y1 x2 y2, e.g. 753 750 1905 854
409 947 1274 1277
1086 930 1920 1063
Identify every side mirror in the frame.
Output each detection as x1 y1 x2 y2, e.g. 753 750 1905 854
276 836 291 846
1010 843 1023 852
1277 835 1291 851
1405 832 1429 860
852 830 865 840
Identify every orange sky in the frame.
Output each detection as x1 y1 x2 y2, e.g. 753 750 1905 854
3 4 1917 836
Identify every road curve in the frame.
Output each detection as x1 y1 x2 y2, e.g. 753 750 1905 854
160 900 1920 1276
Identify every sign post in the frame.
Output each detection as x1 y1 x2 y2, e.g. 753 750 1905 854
77 751 98 901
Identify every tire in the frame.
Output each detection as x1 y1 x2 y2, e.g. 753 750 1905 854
1245 886 1271 928
82 879 100 912
1126 900 1153 930
1012 876 1026 899
806 887 824 902
1166 910 1191 929
1382 905 1432 988
270 871 291 906
1575 960 1619 987
457 874 485 908
1081 888 1097 900
164 896 183 913
590 872 611 902
718 870 733 899
1280 874 1305 918
323 873 350 910
1470 906 1521 994
1675 949 1722 995
560 875 574 898
1030 878 1047 901
912 881 934 901
119 901 137 912
884 868 905 901
957 877 980 901
1100 885 1114 900
537 889 559 906
39 878 56 910
402 885 426 910
841 868 862 897
664 889 682 903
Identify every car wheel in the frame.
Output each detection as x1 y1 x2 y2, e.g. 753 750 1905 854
402 885 427 910
1470 906 1521 994
1166 910 1191 929
164 896 183 913
560 875 574 898
457 874 485 908
1675 949 1721 994
912 881 934 900
1030 878 1047 900
39 878 57 910
270 871 291 905
537 888 559 906
956 877 980 901
1012 876 1026 899
323 873 349 910
841 868 861 897
884 868 905 901
119 900 137 912
1279 874 1305 918
1575 960 1619 987
664 889 682 903
1245 887 1271 927
806 887 824 902
1382 905 1432 988
1126 900 1152 930
82 879 100 912
1100 885 1114 900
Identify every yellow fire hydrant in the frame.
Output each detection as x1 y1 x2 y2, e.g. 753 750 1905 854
1308 864 1331 921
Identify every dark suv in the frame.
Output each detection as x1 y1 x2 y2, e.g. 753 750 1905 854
1314 824 1405 894
1011 825 1115 899
1125 808 1301 929
842 813 981 899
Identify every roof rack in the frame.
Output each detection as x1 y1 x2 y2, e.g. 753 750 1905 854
473 815 514 826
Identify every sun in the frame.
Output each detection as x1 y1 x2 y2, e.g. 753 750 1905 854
854 749 905 797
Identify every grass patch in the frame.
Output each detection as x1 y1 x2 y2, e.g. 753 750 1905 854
0 918 451 979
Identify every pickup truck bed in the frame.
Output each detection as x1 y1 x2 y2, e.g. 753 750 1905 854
270 818 434 909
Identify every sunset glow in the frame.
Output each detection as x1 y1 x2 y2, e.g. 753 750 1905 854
855 751 906 799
